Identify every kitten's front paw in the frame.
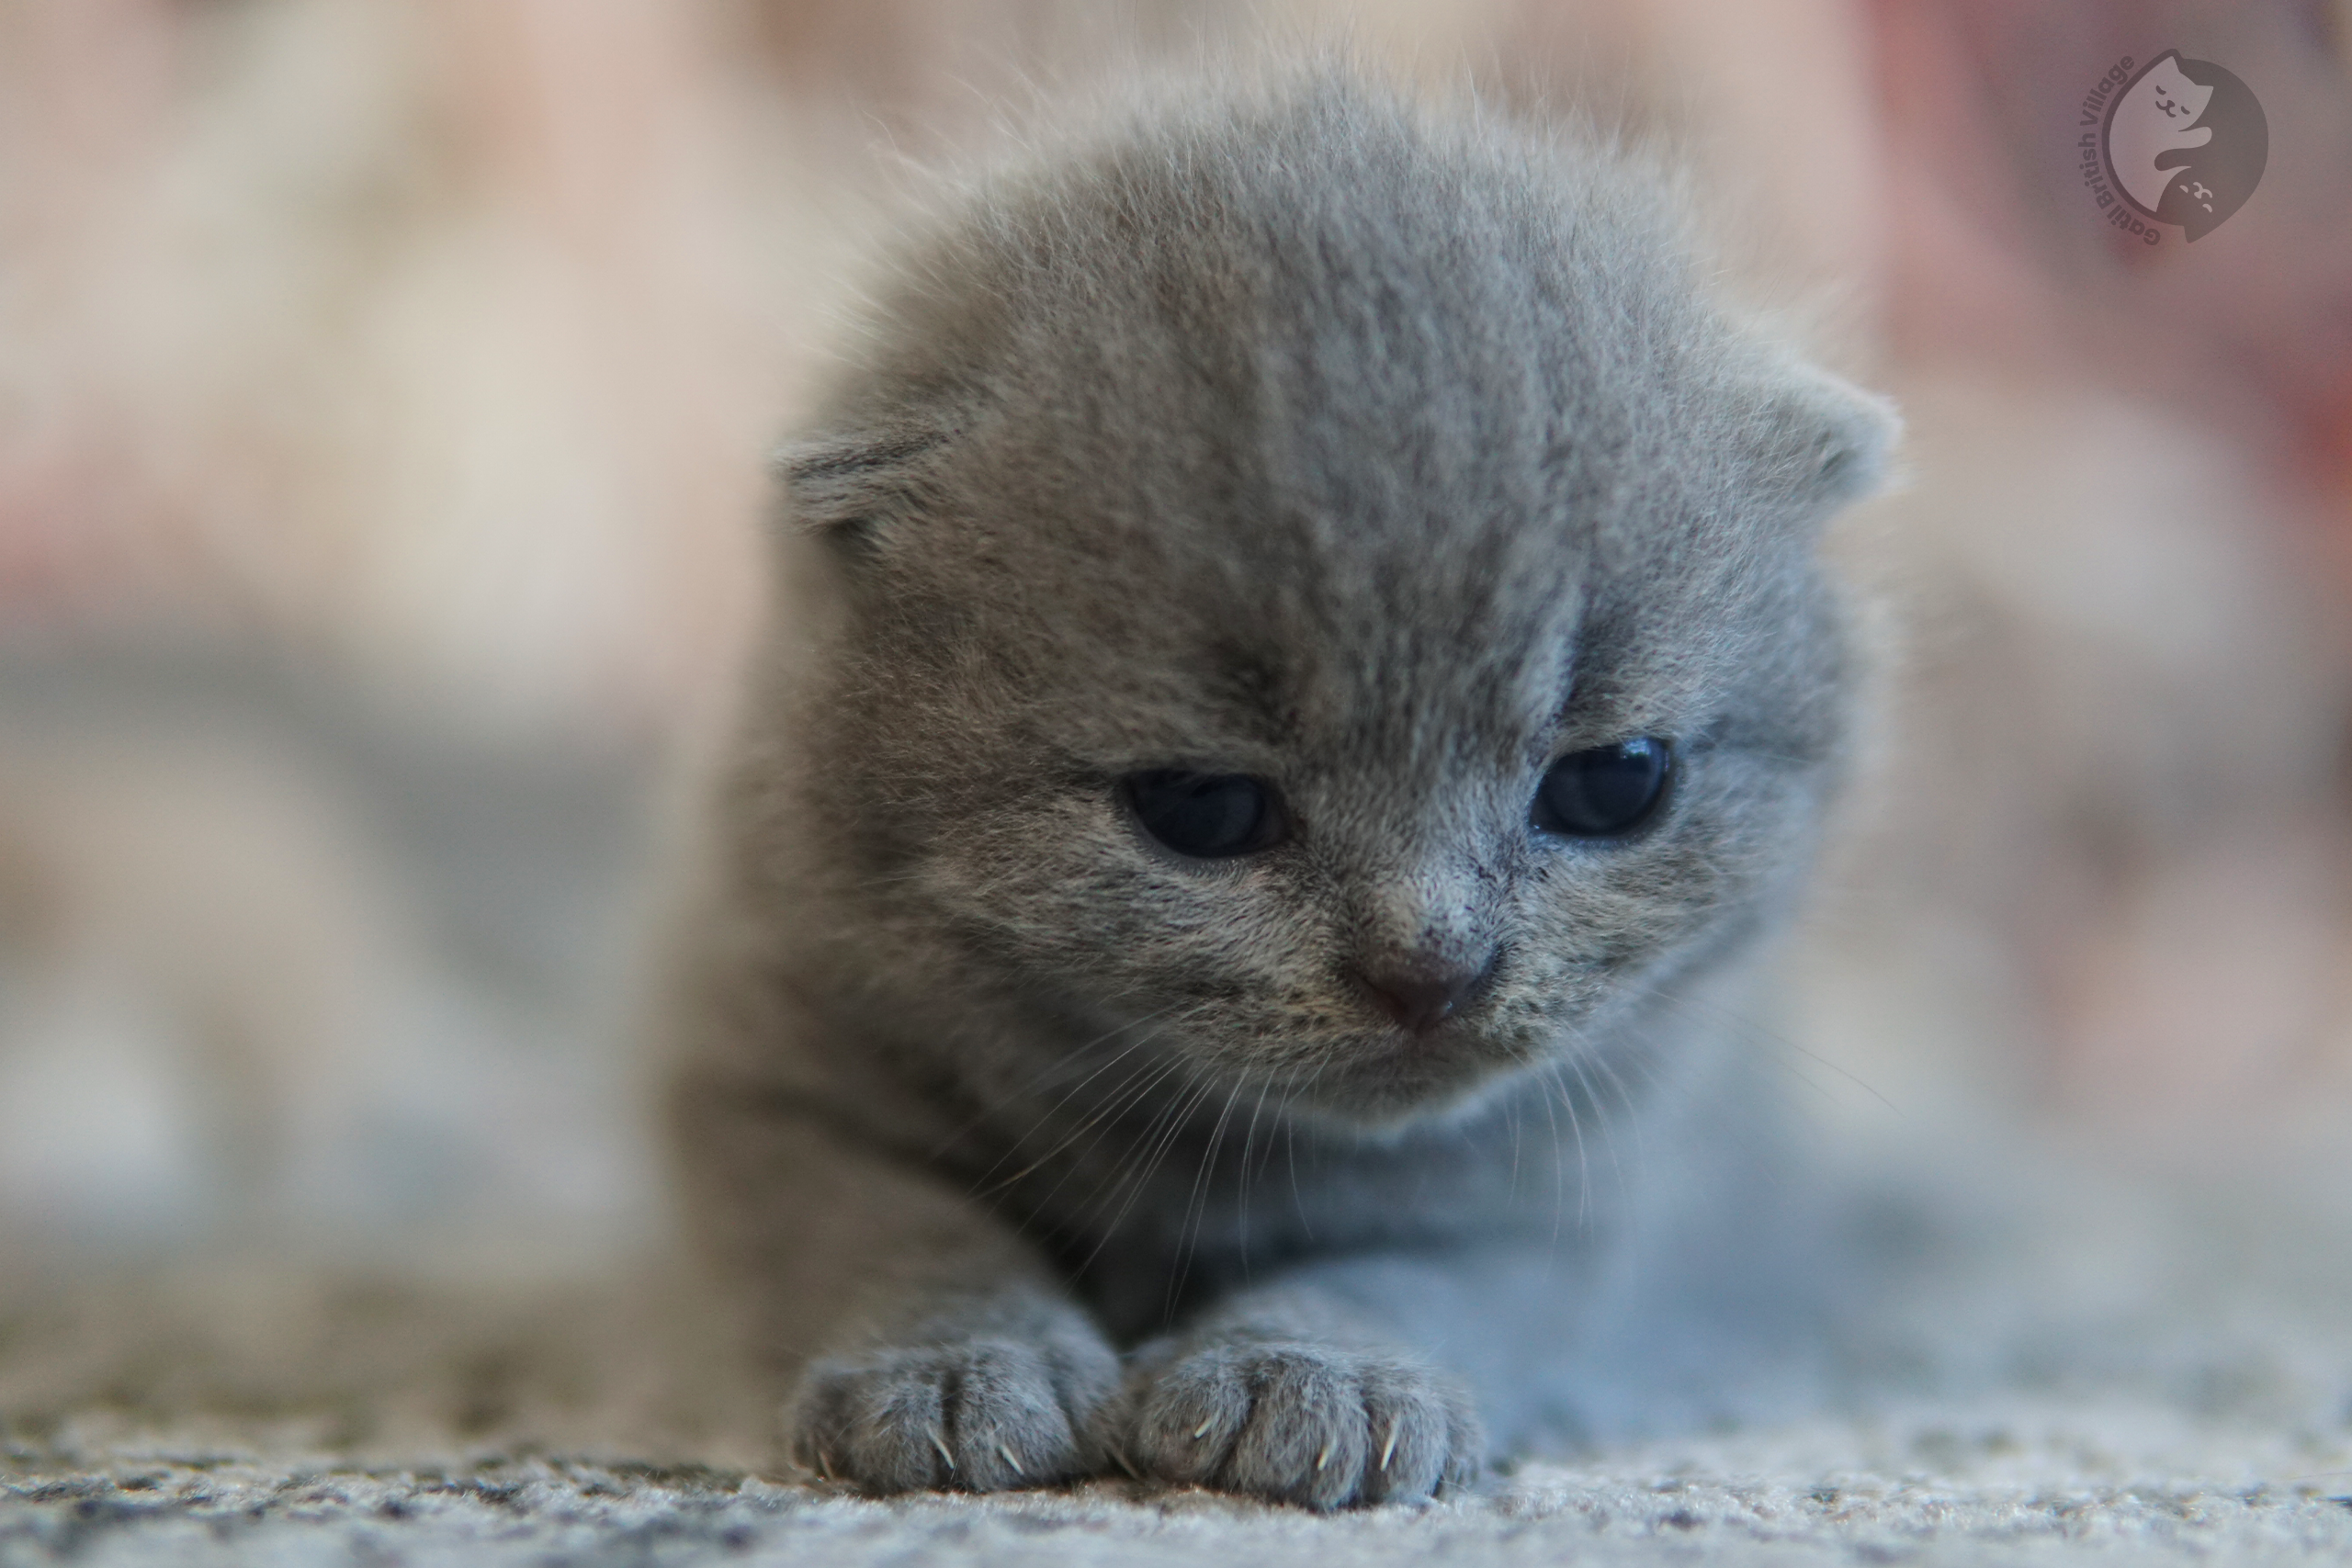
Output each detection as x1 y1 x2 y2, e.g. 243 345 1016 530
789 1337 1112 1495
1122 1340 1482 1509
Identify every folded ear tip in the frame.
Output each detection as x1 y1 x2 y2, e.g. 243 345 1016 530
1821 388 1902 499
773 424 949 550
1765 368 1900 512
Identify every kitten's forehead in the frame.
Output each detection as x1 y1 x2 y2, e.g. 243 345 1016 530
956 94 1737 563
904 100 1767 711
803 80 1881 778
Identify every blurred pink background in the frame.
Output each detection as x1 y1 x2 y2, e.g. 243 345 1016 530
0 0 2346 1255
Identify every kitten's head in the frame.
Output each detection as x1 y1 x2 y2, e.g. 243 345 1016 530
773 76 1895 1129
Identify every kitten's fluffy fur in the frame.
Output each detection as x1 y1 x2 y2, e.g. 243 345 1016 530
666 71 1894 1508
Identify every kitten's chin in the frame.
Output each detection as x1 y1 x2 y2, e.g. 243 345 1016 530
1273 1033 1538 1137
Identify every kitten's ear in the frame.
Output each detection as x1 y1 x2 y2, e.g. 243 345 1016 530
1742 365 1901 518
774 421 950 557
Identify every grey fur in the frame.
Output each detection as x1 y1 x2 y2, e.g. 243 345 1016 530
663 69 1895 1510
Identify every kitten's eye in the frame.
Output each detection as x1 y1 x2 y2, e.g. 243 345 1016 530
1532 738 1673 838
1123 771 1285 859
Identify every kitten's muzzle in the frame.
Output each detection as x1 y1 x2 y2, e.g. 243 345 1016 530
1354 950 1498 1035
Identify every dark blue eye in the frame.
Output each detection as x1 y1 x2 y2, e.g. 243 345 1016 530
1123 771 1284 859
1533 738 1672 838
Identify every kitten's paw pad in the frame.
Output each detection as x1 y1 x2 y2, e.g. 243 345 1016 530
1124 1342 1481 1509
789 1339 1103 1495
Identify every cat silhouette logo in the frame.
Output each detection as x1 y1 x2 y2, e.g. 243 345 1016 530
2100 51 2267 241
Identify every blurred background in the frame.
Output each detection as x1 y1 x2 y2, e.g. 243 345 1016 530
0 0 2348 1269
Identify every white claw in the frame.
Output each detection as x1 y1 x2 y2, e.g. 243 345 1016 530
817 1450 836 1483
931 1431 956 1472
1193 1418 1216 1439
999 1444 1024 1475
1315 1443 1332 1472
1379 1421 1399 1472
1110 1445 1142 1481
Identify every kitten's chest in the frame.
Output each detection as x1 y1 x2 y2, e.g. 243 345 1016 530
955 1073 1618 1320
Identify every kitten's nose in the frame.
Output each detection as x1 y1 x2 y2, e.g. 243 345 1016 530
1357 953 1495 1034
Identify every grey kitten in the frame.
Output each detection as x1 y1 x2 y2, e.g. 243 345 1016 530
665 70 1895 1509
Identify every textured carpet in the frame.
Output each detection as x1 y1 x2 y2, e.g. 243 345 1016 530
7 1408 2352 1565
6 1139 2351 1567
